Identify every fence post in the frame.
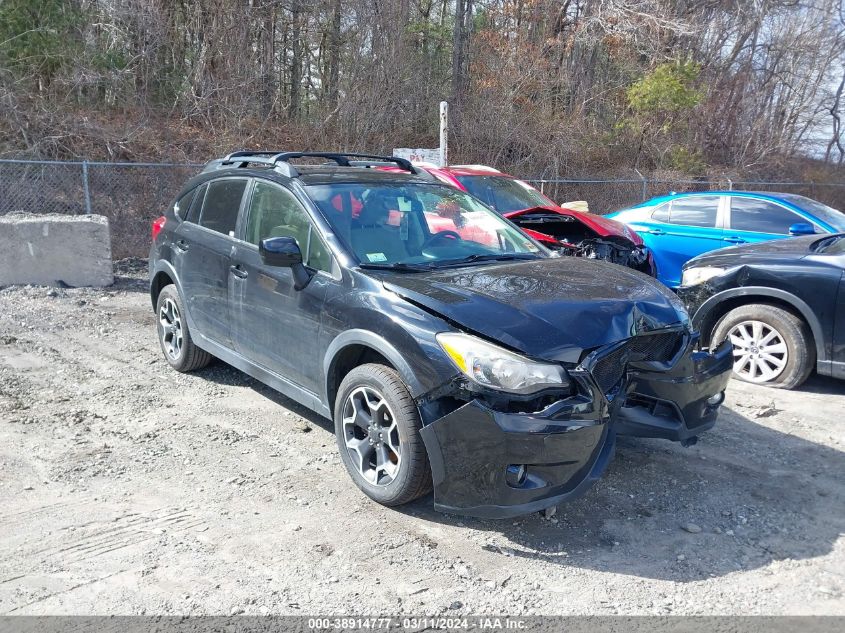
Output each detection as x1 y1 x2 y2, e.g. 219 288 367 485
727 178 733 191
81 160 92 215
634 169 647 201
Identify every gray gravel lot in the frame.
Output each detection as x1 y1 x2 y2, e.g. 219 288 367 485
1 261 843 616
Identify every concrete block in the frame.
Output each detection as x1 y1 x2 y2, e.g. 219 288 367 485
0 214 114 287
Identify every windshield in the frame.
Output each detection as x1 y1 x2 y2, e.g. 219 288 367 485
306 182 544 268
811 234 845 254
455 175 555 213
779 194 845 232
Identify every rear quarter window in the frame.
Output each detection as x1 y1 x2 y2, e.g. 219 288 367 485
668 196 719 227
650 203 669 222
173 189 196 221
185 183 207 223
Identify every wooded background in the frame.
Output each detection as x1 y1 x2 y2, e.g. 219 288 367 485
2 0 845 181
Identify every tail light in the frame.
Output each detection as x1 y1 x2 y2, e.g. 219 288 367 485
152 216 167 240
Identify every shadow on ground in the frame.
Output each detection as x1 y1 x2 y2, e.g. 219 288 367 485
196 361 844 583
792 373 845 396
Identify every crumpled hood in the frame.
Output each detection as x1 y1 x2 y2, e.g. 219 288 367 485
381 258 689 363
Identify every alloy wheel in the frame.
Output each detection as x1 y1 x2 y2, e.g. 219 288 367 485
728 320 788 383
158 297 184 360
342 386 401 486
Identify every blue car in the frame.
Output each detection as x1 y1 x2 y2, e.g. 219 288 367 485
607 191 845 287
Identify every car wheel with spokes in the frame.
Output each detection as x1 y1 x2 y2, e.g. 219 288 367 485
334 364 432 506
712 304 814 389
155 284 213 372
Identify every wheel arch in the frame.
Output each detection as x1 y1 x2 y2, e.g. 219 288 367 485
692 286 824 361
323 330 426 412
149 260 181 310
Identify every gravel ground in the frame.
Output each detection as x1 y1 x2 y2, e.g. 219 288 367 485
1 261 843 616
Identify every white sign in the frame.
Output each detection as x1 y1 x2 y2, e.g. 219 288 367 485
393 148 442 166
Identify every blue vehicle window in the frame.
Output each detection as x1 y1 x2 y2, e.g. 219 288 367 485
730 197 805 234
668 196 719 227
651 203 669 222
779 194 845 232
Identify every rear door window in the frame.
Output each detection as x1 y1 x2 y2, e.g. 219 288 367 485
730 197 807 234
668 196 719 228
198 179 248 236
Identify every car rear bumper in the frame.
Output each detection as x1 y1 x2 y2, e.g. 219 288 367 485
616 338 733 444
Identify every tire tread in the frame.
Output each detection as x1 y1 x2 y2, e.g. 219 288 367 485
156 284 213 373
712 303 814 390
334 363 432 506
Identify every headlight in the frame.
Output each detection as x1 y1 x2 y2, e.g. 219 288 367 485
436 332 571 395
681 266 726 287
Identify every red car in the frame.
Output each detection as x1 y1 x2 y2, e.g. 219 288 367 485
420 164 655 275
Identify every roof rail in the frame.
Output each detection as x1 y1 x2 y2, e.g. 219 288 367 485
218 150 298 177
213 150 434 180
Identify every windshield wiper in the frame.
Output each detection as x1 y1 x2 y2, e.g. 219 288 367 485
432 253 540 267
358 262 435 272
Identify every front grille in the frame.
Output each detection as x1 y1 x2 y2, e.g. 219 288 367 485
591 344 630 393
589 331 685 395
629 331 684 363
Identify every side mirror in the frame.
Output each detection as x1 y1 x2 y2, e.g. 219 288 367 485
260 236 302 267
259 236 312 290
788 222 815 236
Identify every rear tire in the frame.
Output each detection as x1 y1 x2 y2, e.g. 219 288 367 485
334 364 432 506
711 304 814 389
155 284 213 372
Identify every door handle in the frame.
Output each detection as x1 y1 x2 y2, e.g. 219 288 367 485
175 239 189 251
724 236 746 244
229 264 248 279
647 228 666 235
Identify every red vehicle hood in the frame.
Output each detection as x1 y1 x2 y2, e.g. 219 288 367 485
505 206 644 245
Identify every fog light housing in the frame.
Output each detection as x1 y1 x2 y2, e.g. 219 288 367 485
706 391 725 407
505 464 527 487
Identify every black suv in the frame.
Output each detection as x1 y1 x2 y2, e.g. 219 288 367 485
149 151 732 518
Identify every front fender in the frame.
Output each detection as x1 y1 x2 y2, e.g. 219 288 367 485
323 329 432 401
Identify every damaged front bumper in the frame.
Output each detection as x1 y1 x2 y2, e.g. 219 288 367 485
419 358 623 519
616 336 733 444
417 331 732 518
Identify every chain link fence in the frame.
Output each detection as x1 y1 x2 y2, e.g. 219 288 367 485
0 159 201 259
2 158 844 259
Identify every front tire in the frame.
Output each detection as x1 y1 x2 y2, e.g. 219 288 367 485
334 364 432 506
155 284 212 372
711 304 814 389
